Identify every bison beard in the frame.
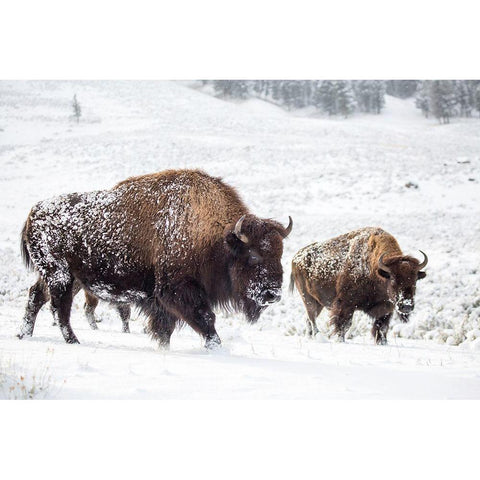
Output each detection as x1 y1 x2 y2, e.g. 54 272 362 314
19 169 292 348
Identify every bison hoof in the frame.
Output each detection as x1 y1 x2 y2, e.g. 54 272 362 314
375 338 388 346
66 336 80 344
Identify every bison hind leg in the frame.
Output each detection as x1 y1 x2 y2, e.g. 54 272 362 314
83 290 99 330
297 287 323 338
18 277 49 339
117 304 131 333
50 280 79 344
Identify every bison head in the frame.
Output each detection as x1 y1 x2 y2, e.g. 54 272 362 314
224 214 292 322
377 251 428 319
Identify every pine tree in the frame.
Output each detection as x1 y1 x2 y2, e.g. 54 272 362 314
415 81 430 118
455 81 472 117
72 94 81 123
231 80 249 99
429 80 456 124
475 84 480 118
335 81 356 118
386 80 418 98
213 80 232 97
370 80 386 114
314 80 337 115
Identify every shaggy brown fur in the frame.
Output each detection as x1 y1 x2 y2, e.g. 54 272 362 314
290 227 427 344
19 169 292 347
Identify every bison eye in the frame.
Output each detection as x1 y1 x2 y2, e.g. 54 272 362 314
378 268 390 279
248 251 262 266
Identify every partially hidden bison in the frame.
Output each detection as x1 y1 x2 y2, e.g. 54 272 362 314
290 227 427 344
19 169 292 348
33 280 131 332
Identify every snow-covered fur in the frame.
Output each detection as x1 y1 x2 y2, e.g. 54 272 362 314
19 169 292 348
290 227 427 344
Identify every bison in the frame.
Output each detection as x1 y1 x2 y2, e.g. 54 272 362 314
19 169 292 348
26 279 131 332
290 227 427 344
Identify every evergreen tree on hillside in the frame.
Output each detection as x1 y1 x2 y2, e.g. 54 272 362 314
353 81 386 113
335 81 356 118
386 80 418 98
280 81 305 109
72 94 81 123
415 81 430 118
213 80 233 97
429 80 456 123
231 80 249 99
370 80 386 114
455 81 472 117
475 84 480 118
271 81 282 104
314 80 337 115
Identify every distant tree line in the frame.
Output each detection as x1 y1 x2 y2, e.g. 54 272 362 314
201 80 480 122
415 80 480 123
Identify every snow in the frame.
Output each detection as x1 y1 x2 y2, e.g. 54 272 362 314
1 80 479 399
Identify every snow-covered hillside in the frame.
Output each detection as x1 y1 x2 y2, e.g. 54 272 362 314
1 80 479 399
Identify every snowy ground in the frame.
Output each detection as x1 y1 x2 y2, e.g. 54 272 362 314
1 80 479 399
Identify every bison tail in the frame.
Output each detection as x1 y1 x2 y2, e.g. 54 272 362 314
20 221 33 271
289 272 296 294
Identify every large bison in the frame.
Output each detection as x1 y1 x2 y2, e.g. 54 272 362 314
290 227 427 344
19 169 292 348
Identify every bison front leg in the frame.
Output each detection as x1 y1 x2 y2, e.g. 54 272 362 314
329 299 354 342
372 314 392 345
159 278 221 349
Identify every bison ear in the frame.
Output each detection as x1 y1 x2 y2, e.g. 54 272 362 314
225 232 247 257
378 268 391 279
417 271 427 280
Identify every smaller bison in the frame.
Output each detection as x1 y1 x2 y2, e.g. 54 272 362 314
25 278 131 332
290 227 427 344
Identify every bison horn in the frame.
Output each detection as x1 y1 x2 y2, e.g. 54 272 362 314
283 216 293 237
378 253 392 273
418 250 428 269
234 215 249 243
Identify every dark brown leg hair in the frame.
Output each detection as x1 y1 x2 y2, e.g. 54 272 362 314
50 279 79 344
117 304 131 333
18 278 49 339
372 313 392 345
143 301 177 349
158 277 220 349
330 297 354 342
